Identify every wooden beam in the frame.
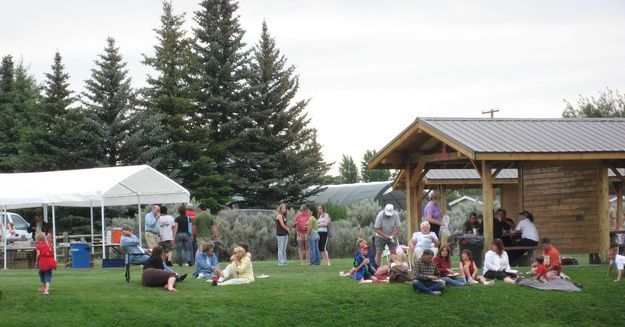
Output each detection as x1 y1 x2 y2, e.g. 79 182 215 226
368 123 421 169
405 166 415 242
416 181 425 229
423 179 518 186
476 152 625 161
418 123 474 159
482 161 494 255
409 162 426 186
470 159 483 178
491 167 503 179
439 185 448 246
616 181 624 235
599 164 611 263
410 151 466 163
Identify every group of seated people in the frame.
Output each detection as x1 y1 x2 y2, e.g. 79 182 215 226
347 227 563 296
120 224 254 291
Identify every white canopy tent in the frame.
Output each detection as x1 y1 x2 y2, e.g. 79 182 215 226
0 165 190 269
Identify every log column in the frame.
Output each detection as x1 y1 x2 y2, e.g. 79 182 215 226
482 161 494 254
599 165 610 262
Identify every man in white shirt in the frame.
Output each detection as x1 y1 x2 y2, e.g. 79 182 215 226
158 206 176 266
607 248 625 282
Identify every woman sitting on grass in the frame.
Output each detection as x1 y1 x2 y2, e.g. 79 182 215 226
459 249 492 285
192 243 221 279
433 245 465 286
142 246 180 292
218 246 255 286
483 239 518 284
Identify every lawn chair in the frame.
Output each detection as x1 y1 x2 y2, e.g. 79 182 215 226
124 252 145 283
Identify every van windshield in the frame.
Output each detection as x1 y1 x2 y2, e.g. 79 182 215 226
1 213 29 230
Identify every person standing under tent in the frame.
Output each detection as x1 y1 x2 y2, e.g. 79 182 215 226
144 205 161 249
174 205 193 267
28 214 51 240
158 206 176 266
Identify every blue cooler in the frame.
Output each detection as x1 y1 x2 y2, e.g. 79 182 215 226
71 242 91 269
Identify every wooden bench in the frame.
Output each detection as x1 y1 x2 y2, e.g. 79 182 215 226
506 246 540 267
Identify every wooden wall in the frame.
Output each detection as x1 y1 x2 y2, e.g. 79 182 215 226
500 184 520 217
520 160 608 254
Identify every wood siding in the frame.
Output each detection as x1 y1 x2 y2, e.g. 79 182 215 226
500 184 520 217
521 161 607 254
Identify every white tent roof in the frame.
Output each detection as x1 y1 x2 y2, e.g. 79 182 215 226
0 165 190 209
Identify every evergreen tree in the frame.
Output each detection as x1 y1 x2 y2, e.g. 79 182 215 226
562 88 625 118
83 37 167 167
191 0 249 208
338 154 359 184
360 149 391 182
240 21 330 207
143 1 197 181
7 62 43 172
0 55 16 172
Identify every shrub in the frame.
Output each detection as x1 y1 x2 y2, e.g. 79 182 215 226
322 202 347 220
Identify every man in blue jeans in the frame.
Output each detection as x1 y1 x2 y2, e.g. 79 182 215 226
412 249 445 296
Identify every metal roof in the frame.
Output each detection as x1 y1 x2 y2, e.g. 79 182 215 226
421 118 625 153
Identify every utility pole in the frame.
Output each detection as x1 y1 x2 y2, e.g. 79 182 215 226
482 108 499 118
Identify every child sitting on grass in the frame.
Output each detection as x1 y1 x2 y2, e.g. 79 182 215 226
352 243 377 283
529 255 549 281
459 249 493 285
607 248 625 282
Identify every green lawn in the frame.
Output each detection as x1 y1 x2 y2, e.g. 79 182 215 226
0 258 623 326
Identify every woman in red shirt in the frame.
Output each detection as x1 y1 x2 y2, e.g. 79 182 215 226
292 204 310 265
35 232 57 295
433 245 465 286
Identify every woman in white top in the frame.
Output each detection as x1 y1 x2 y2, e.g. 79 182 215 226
317 204 331 266
409 221 440 263
515 211 539 246
483 239 518 284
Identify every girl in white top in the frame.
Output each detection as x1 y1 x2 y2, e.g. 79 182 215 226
483 239 518 284
515 211 539 245
317 204 331 266
409 221 440 262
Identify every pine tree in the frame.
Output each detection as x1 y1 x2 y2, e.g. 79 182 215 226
7 62 43 172
338 154 359 184
0 55 16 172
360 149 391 182
143 1 197 181
241 21 331 207
83 37 167 167
190 0 250 208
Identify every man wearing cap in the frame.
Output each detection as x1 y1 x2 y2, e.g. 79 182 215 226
374 204 401 266
144 204 161 249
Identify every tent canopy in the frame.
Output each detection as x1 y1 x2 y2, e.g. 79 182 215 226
0 165 190 209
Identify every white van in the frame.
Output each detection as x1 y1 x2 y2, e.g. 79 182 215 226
1 212 33 241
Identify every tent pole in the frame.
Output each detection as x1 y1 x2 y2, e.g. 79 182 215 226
101 201 106 260
137 195 142 246
90 203 94 255
51 205 57 263
43 204 48 223
3 206 7 270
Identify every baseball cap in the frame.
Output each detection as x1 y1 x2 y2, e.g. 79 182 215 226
384 204 394 216
360 243 369 250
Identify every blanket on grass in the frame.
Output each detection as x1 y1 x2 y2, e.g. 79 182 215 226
518 278 581 292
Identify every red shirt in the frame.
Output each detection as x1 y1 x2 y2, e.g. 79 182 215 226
535 263 547 277
294 213 310 234
35 241 57 271
461 259 476 277
433 256 452 276
543 245 561 275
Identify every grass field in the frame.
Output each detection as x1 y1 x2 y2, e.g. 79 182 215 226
1 258 623 326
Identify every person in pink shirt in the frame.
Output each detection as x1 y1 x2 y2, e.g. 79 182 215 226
292 204 310 265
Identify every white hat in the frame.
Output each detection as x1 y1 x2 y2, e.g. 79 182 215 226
384 204 394 216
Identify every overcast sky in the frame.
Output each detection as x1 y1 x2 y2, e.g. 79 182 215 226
2 0 625 175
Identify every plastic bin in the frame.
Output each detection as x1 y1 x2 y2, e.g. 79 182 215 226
71 242 91 269
457 236 485 268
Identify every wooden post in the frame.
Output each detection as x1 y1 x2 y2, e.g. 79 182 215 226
416 181 425 227
482 161 494 254
599 166 611 262
616 181 624 232
405 167 415 241
440 186 448 246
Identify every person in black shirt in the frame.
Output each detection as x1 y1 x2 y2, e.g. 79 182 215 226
142 247 187 291
462 212 483 235
173 205 193 267
27 214 51 239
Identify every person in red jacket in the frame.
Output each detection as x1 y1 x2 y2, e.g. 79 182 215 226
35 232 57 295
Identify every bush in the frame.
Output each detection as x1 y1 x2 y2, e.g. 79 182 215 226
323 202 347 220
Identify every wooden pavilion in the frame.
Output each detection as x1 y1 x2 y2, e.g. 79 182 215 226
369 118 625 261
